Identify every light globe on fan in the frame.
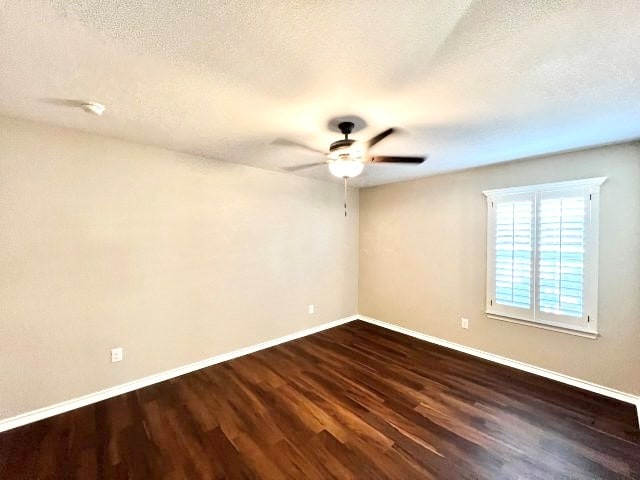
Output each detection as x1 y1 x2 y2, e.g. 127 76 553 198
327 159 364 178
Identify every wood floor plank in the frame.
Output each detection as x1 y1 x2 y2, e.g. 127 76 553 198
1 320 638 479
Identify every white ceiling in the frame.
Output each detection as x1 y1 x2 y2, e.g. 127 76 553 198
1 1 639 187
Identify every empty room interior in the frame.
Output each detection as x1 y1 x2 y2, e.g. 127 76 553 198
1 1 640 479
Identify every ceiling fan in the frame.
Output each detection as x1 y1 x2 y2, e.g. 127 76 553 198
276 121 427 179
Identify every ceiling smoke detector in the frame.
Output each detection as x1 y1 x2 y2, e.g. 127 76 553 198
81 102 106 116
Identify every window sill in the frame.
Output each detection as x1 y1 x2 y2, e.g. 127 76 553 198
486 313 599 339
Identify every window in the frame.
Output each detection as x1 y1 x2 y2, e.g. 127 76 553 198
483 177 606 338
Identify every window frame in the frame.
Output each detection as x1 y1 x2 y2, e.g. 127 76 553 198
483 177 606 339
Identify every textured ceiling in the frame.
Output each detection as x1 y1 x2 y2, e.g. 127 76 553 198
1 1 639 186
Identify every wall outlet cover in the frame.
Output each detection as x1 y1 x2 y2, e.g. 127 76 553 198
111 347 123 363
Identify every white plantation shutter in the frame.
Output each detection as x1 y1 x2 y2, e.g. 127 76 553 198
494 196 533 311
484 178 605 336
537 190 586 319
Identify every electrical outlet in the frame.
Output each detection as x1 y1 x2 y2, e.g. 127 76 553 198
461 318 469 329
308 304 315 314
111 347 123 363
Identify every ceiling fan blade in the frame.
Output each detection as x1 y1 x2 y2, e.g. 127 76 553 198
367 155 426 164
282 161 328 172
272 138 326 155
365 128 395 149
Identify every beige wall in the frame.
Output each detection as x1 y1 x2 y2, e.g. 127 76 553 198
0 117 358 420
359 143 640 395
2 114 637 421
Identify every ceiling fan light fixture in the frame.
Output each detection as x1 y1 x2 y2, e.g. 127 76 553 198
328 159 364 178
277 119 425 183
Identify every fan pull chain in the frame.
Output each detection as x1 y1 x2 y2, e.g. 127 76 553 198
344 177 348 217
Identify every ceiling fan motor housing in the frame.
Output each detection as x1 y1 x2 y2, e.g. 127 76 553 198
330 121 359 158
330 138 356 152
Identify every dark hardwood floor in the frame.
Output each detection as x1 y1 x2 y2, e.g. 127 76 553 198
1 320 639 479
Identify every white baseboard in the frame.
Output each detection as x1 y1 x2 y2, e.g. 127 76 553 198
0 315 358 433
357 315 640 426
2 313 638 433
